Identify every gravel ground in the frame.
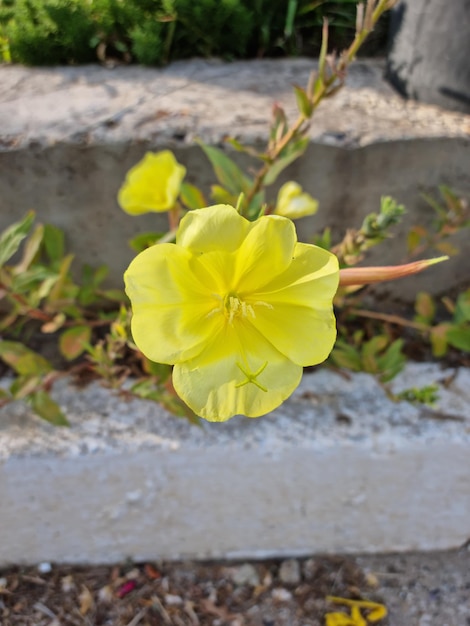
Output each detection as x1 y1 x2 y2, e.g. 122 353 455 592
1 549 469 626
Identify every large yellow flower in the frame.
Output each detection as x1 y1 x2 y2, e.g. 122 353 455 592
118 151 186 215
125 205 339 421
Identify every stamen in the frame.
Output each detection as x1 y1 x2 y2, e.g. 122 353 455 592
254 300 273 310
215 294 274 324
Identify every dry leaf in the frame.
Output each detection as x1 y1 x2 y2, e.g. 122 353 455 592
79 585 94 615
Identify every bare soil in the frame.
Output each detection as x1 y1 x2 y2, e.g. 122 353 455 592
1 550 469 626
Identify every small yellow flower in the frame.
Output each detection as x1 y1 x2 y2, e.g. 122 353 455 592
274 181 319 219
118 151 186 215
125 205 338 421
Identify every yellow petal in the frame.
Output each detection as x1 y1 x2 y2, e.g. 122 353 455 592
118 151 186 215
172 320 302 421
177 204 253 253
259 242 339 297
124 244 221 363
248 302 336 366
235 215 296 292
246 243 338 365
274 181 319 219
325 613 363 626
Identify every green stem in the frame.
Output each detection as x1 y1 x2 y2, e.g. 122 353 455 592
243 0 393 215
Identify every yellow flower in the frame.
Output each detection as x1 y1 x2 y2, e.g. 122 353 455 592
274 181 319 219
124 205 338 422
118 151 186 215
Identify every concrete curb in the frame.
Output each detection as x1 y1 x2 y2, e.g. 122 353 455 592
1 362 469 566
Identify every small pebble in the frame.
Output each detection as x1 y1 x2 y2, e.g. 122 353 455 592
365 572 380 588
279 559 301 585
165 593 183 606
98 584 113 603
302 558 317 581
37 562 52 574
125 568 140 580
61 575 75 593
271 587 293 602
232 563 260 587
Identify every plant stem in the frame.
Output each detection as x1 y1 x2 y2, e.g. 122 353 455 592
243 0 394 213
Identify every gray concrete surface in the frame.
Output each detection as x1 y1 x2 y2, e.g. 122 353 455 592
1 362 469 566
387 0 470 113
1 59 469 300
356 549 470 626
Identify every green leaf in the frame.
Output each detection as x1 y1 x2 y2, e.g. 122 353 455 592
397 384 439 407
329 342 362 371
263 138 309 186
246 190 266 220
37 275 61 300
131 379 161 402
377 339 405 382
0 341 52 375
406 227 423 254
0 211 35 267
59 326 92 360
284 0 298 37
446 326 470 352
102 289 127 303
415 292 435 324
180 182 207 210
362 335 388 358
47 254 74 302
29 390 69 426
453 290 470 324
435 241 459 257
312 227 332 250
93 265 109 286
10 374 42 399
142 358 171 381
13 224 44 274
129 232 165 253
10 266 56 295
43 224 64 264
199 143 252 196
293 84 313 117
430 323 450 357
210 185 238 205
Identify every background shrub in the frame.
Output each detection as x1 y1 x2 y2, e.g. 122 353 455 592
0 0 387 66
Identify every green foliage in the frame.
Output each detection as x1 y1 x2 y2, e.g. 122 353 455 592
407 186 470 259
413 289 470 357
0 0 385 66
2 0 96 65
396 384 440 407
0 213 201 425
330 333 406 383
333 196 406 267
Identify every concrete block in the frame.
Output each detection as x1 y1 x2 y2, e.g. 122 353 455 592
1 59 469 300
1 363 469 566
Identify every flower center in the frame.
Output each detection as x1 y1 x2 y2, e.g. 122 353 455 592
223 293 255 324
206 293 273 324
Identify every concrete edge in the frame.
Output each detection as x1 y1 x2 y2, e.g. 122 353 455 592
1 362 469 565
